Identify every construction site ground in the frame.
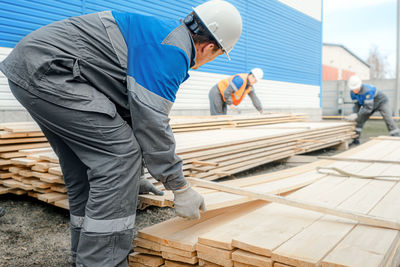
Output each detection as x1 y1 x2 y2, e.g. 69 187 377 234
0 119 396 267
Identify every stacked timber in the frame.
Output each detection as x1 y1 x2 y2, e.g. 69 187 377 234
0 122 51 196
0 119 356 211
177 121 355 181
131 137 400 267
170 113 307 132
139 121 356 208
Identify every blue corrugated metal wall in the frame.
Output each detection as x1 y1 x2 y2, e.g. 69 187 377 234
0 0 321 86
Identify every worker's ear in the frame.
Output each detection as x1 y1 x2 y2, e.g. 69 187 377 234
199 42 217 56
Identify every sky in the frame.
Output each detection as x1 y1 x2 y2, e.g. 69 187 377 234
323 0 397 77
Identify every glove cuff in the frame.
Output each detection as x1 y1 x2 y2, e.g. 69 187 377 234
173 183 191 194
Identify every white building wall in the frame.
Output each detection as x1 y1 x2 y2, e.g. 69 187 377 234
323 46 370 80
174 70 320 115
278 0 321 21
0 47 23 110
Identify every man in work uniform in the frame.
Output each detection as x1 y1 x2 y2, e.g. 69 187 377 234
346 75 400 144
0 1 242 266
209 68 264 115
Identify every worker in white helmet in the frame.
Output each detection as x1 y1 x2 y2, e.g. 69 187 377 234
209 68 264 115
346 75 400 144
0 1 242 266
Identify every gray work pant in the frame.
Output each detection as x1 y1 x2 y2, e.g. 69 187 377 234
356 101 400 136
209 85 227 115
9 81 141 267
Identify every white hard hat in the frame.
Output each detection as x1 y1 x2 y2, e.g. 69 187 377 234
250 68 264 81
348 75 362 90
193 0 242 60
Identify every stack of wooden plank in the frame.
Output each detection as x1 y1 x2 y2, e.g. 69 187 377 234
170 113 307 132
0 144 69 209
139 121 356 208
0 122 51 196
131 137 400 267
0 119 356 211
176 121 355 181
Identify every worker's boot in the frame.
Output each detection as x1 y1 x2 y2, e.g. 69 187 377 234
351 129 361 145
351 138 360 145
0 207 5 217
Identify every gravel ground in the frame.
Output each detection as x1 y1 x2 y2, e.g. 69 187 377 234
0 194 175 267
0 119 393 267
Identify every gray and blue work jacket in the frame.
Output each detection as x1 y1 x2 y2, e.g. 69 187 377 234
351 84 388 116
0 11 195 190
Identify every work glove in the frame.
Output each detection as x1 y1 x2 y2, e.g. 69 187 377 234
138 176 164 195
345 113 358 122
173 184 206 220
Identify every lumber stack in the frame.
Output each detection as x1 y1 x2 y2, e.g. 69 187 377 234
0 122 52 196
0 118 356 211
170 113 307 132
131 137 400 267
139 121 356 208
177 121 355 181
0 144 69 209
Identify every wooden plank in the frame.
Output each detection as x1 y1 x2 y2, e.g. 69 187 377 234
0 137 47 144
198 259 223 267
161 251 198 264
134 238 162 252
10 157 37 166
138 201 266 252
54 198 69 210
0 171 12 179
161 245 197 258
165 260 196 267
0 185 10 194
37 192 68 203
0 130 43 138
322 182 400 267
48 166 62 176
231 249 272 267
196 243 233 260
0 142 49 152
134 247 162 257
187 176 400 231
271 158 399 265
197 251 232 267
129 252 164 267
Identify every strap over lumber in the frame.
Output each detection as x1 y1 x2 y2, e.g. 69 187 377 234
316 166 400 180
318 156 400 165
186 177 400 231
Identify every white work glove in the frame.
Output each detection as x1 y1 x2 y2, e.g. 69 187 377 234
345 113 358 122
138 176 164 195
173 184 206 220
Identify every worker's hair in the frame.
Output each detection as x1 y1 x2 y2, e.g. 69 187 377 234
185 12 221 52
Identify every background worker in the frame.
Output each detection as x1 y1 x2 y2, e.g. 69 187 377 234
209 68 264 115
346 75 400 144
0 1 242 266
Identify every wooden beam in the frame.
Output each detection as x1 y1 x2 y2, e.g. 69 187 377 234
186 177 400 231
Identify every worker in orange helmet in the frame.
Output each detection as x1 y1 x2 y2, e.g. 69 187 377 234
209 68 264 115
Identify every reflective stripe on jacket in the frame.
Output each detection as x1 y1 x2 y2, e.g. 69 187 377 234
218 73 251 106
